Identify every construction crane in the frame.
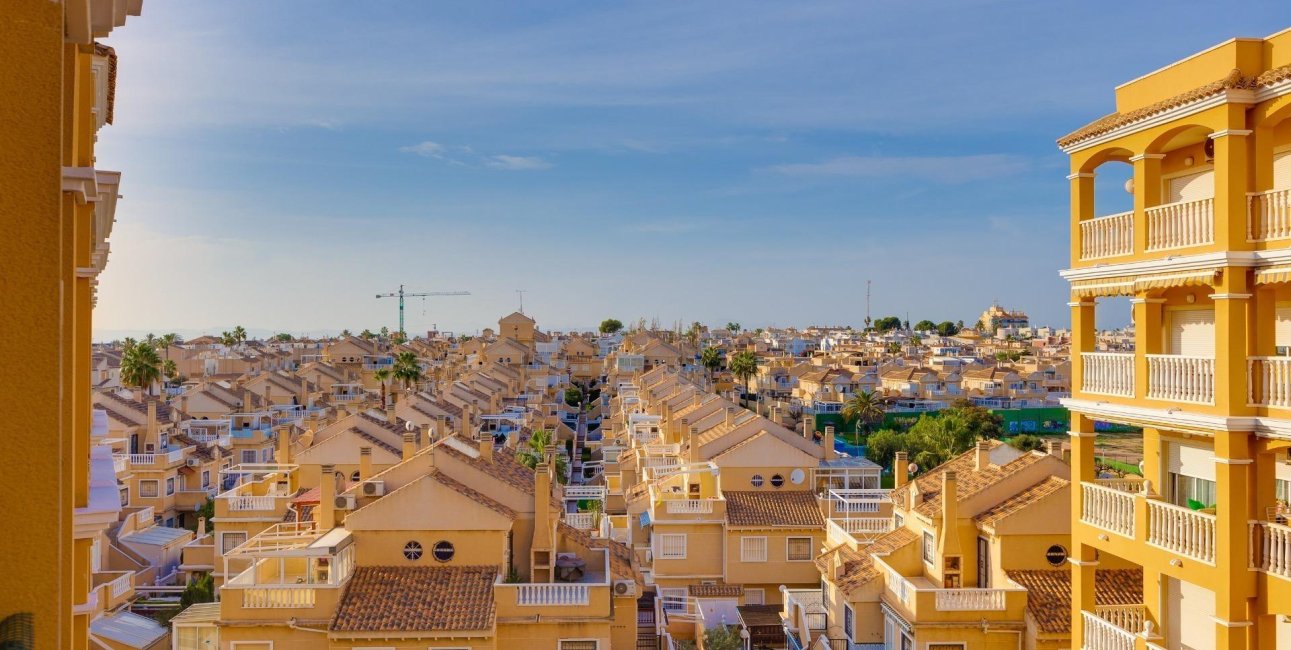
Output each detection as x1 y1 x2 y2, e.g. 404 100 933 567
374 285 469 335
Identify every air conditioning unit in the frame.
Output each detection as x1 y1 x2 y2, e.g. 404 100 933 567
612 579 637 597
334 494 357 510
186 458 200 467
362 480 385 497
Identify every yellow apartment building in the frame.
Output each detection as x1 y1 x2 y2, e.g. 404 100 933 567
1061 28 1291 650
0 2 144 648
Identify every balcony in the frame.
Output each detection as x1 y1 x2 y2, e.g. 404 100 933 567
1145 197 1214 251
828 517 894 538
1081 353 1134 397
221 523 355 614
1080 480 1137 539
1247 357 1291 408
877 560 1026 622
1250 520 1291 580
1080 211 1134 260
1146 355 1214 404
1081 609 1139 650
1146 500 1215 564
1247 187 1291 242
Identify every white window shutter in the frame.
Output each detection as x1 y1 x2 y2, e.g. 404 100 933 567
1168 309 1215 357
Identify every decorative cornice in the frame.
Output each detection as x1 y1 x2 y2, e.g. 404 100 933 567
1067 301 1095 308
1061 89 1256 154
1209 293 1252 300
1060 251 1260 283
1066 172 1095 180
1129 153 1166 161
1254 77 1291 103
1128 298 1167 304
1213 457 1253 465
1209 129 1253 138
61 166 99 205
1067 558 1099 567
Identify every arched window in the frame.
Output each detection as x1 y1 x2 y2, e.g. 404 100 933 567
403 541 422 561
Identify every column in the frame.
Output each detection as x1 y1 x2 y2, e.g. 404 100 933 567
1070 545 1099 646
1213 271 1252 415
1071 300 1096 396
1211 119 1253 251
1131 296 1165 399
1131 153 1164 254
1214 429 1256 650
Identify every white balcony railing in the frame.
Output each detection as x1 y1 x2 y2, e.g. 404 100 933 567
1146 197 1214 251
1082 610 1137 650
225 495 278 512
1082 353 1135 397
108 573 132 598
1248 357 1291 408
665 499 714 514
241 586 316 609
1081 211 1134 260
1147 499 1215 564
565 512 596 529
1081 482 1135 538
112 455 127 474
128 454 155 465
1095 605 1145 635
832 517 894 536
1251 521 1291 580
1146 355 1214 404
1248 188 1291 242
933 588 1007 611
514 583 590 606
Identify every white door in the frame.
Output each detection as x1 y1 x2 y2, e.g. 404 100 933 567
1166 169 1214 204
1165 576 1215 650
1169 309 1215 357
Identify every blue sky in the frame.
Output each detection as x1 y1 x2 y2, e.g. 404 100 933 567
93 1 1291 339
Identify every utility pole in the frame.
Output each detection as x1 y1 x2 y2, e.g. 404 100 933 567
375 284 469 335
864 280 872 330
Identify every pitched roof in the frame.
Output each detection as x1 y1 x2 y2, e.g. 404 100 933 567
1006 568 1143 635
331 565 497 633
724 491 824 528
907 440 1045 517
430 472 517 519
815 527 918 594
438 435 536 496
975 476 1069 528
557 521 636 582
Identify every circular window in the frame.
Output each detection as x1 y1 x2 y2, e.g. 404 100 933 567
403 541 423 561
750 474 764 488
432 540 455 562
350 470 361 482
1045 544 1068 567
789 469 806 485
770 474 785 488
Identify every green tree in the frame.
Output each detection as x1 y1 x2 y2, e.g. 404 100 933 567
842 390 885 436
515 429 568 484
914 320 937 332
701 625 743 650
380 326 390 339
272 332 293 342
598 319 623 335
948 400 1005 440
885 342 903 355
725 322 741 334
162 359 179 385
866 429 906 469
728 351 758 397
360 328 375 340
374 368 392 407
158 332 179 360
564 387 583 407
232 325 247 343
935 321 960 337
121 342 162 396
873 316 902 332
700 346 723 384
220 331 236 347
392 351 423 390
340 329 352 337
1011 434 1045 452
390 331 407 345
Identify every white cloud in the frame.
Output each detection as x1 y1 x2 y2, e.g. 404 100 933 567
487 155 553 171
769 154 1029 184
400 141 447 158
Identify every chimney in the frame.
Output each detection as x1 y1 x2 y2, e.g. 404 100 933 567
478 434 493 462
385 402 396 423
276 427 292 464
725 407 735 427
436 415 448 441
145 400 159 450
937 471 963 560
403 433 417 461
530 461 554 580
359 446 374 481
1045 439 1065 458
894 451 909 488
823 426 836 461
975 440 991 471
692 393 701 407
317 464 336 529
178 395 189 415
243 389 254 412
265 383 273 404
803 414 815 440
297 381 308 408
419 423 432 449
689 426 701 464
197 517 207 538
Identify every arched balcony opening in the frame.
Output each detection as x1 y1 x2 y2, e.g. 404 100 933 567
1141 125 1216 252
1075 149 1134 262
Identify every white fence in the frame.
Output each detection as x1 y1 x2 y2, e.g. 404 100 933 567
1248 357 1291 408
1146 197 1213 251
1082 353 1135 397
1081 211 1134 259
1248 188 1291 242
933 588 1007 611
513 583 590 606
1082 610 1137 650
1081 482 1135 538
1147 499 1215 564
1146 355 1214 404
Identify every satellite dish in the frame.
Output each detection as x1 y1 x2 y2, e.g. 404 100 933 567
907 463 919 474
405 420 417 432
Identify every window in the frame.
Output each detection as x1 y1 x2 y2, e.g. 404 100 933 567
139 480 159 498
844 604 855 641
894 513 904 528
743 588 765 605
787 537 813 562
240 450 257 464
201 471 210 488
165 477 175 496
977 537 991 588
1170 473 1217 509
403 541 423 561
741 536 768 563
558 641 598 650
351 470 362 482
770 474 785 488
656 533 687 559
922 531 935 563
220 532 247 554
750 474 764 488
928 645 966 650
432 540 455 562
119 487 129 507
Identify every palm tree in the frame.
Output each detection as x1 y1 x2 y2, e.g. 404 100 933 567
232 325 248 344
728 351 758 402
842 390 885 438
515 429 568 483
360 329 375 340
158 333 179 361
373 368 392 407
340 329 352 338
162 359 179 384
392 351 422 391
121 342 162 396
700 347 722 385
725 322 741 335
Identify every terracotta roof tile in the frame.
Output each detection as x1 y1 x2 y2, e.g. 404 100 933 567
1006 568 1142 635
689 582 743 597
724 491 824 528
975 476 1069 528
557 521 636 582
431 472 516 519
331 565 497 633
